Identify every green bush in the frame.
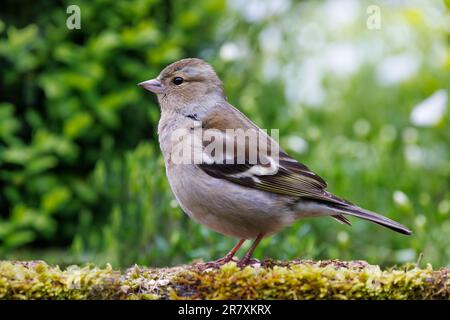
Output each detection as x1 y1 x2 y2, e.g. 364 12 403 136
0 0 226 265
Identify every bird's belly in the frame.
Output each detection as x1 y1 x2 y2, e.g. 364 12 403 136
166 164 295 239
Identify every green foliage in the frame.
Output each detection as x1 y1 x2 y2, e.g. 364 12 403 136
0 260 448 299
0 1 449 268
0 0 225 265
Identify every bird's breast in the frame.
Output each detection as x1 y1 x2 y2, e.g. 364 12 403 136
164 162 296 239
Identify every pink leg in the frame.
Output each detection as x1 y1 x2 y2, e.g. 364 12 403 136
237 233 265 267
201 239 246 268
215 239 246 263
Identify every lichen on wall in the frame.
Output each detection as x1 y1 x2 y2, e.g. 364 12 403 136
0 260 448 300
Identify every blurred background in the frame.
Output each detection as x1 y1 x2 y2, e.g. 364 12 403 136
0 0 448 268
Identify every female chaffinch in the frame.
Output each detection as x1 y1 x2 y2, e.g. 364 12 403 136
139 58 411 267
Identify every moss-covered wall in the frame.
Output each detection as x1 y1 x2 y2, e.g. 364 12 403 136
0 260 448 300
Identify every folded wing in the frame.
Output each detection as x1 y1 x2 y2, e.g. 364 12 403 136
197 103 411 235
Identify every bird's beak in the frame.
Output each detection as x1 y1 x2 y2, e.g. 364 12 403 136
138 78 165 94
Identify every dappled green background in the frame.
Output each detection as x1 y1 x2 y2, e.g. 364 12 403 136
0 0 449 268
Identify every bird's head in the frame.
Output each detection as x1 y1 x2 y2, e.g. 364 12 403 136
139 58 225 110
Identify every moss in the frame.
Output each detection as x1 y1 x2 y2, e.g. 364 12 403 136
171 260 449 299
0 260 448 300
0 261 123 299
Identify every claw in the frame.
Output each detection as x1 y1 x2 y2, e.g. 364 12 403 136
237 257 260 268
199 256 239 270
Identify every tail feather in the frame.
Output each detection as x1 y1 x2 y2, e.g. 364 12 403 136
334 204 412 235
307 191 412 235
331 214 352 226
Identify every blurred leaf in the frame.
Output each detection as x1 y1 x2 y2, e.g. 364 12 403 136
41 187 72 215
63 112 94 139
4 230 35 248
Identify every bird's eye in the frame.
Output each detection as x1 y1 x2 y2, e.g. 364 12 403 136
172 77 184 85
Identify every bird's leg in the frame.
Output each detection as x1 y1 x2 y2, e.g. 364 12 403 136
237 233 265 267
202 239 246 268
214 239 246 264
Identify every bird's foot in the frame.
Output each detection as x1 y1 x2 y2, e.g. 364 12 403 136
237 257 260 268
200 256 238 269
214 255 238 264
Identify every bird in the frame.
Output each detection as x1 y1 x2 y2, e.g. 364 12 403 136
138 58 412 267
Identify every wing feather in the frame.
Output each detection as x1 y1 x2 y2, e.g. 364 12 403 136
195 103 412 235
197 103 333 203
